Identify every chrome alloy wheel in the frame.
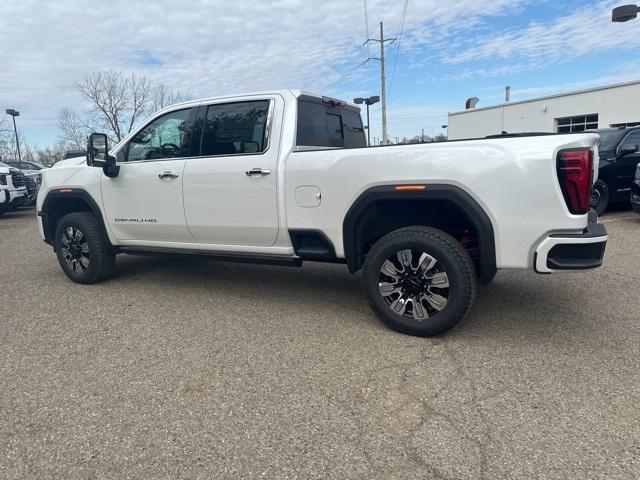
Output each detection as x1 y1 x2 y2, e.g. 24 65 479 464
378 249 450 321
60 226 90 273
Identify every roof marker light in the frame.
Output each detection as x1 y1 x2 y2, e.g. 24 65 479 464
394 185 426 191
321 96 347 108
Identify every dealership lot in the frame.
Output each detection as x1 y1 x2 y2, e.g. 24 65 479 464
1 208 638 479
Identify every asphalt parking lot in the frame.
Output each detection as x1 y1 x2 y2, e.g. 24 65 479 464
1 208 638 479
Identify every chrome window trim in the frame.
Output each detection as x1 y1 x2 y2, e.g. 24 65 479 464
114 97 276 165
116 106 196 165
193 98 274 160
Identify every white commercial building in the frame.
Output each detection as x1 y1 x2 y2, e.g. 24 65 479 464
447 80 640 140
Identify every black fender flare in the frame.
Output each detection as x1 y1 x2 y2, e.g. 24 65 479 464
342 184 497 284
39 188 112 248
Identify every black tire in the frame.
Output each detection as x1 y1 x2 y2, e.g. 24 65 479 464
54 212 115 284
363 226 476 337
590 179 610 216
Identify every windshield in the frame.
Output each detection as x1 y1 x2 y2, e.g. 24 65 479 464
0 162 9 168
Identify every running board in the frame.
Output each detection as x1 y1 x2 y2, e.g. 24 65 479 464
121 246 303 268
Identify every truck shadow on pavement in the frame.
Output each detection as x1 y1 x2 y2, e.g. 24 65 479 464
110 254 590 339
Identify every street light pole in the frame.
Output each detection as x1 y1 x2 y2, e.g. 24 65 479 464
353 96 380 146
365 103 371 145
5 109 21 161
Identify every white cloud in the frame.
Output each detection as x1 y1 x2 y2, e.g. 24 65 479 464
441 0 640 67
0 0 527 143
1 0 637 144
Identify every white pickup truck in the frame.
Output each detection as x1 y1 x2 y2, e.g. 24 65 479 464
0 162 29 215
37 90 607 336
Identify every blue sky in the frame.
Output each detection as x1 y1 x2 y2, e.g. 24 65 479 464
1 0 639 146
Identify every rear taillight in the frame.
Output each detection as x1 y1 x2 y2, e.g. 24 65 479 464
557 148 593 215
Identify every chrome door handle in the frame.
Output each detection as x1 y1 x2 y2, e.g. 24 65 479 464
245 168 271 176
158 171 179 179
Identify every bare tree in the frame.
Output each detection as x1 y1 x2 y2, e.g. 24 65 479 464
0 119 32 161
0 118 14 160
34 144 66 166
151 83 189 112
58 108 97 150
75 70 152 142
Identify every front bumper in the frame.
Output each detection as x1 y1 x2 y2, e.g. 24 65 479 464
0 188 28 208
535 212 607 273
37 211 51 245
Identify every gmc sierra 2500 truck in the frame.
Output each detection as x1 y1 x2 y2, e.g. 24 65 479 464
37 90 607 337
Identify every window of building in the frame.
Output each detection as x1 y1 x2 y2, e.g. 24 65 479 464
556 114 598 133
200 100 270 156
610 122 640 128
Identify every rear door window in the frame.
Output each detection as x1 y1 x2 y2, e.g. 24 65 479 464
199 100 270 156
296 100 365 148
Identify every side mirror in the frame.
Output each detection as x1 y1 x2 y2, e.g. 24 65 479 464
87 132 119 177
87 133 110 166
619 144 639 157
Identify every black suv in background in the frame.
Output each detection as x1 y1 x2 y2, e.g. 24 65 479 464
589 127 640 214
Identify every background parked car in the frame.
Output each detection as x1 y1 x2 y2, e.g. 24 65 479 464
2 160 47 173
589 127 640 214
60 150 86 162
632 163 640 215
0 162 29 215
3 161 44 205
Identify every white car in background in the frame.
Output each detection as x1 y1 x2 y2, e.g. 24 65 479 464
2 160 45 205
0 162 29 215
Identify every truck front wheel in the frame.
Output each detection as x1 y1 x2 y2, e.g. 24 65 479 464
362 226 476 337
54 212 115 284
590 179 610 216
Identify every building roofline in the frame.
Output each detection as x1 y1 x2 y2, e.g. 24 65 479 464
449 79 640 116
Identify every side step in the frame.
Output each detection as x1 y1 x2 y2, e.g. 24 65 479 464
121 246 303 268
289 230 342 262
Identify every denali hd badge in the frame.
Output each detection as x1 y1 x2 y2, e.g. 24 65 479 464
114 218 157 223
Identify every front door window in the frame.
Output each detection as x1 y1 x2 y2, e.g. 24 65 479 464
125 108 194 161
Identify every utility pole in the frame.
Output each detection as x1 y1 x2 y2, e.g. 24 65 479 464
421 128 425 143
365 21 395 145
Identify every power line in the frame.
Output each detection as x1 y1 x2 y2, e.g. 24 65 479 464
363 0 371 58
318 59 369 94
301 39 363 91
365 22 396 144
388 0 408 100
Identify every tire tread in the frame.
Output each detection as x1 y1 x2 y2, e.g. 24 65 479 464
363 226 476 336
55 212 115 284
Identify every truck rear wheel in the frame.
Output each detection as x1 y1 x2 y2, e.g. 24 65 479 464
362 226 476 337
54 212 115 284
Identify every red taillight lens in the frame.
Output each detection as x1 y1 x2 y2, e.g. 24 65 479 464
557 148 593 214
